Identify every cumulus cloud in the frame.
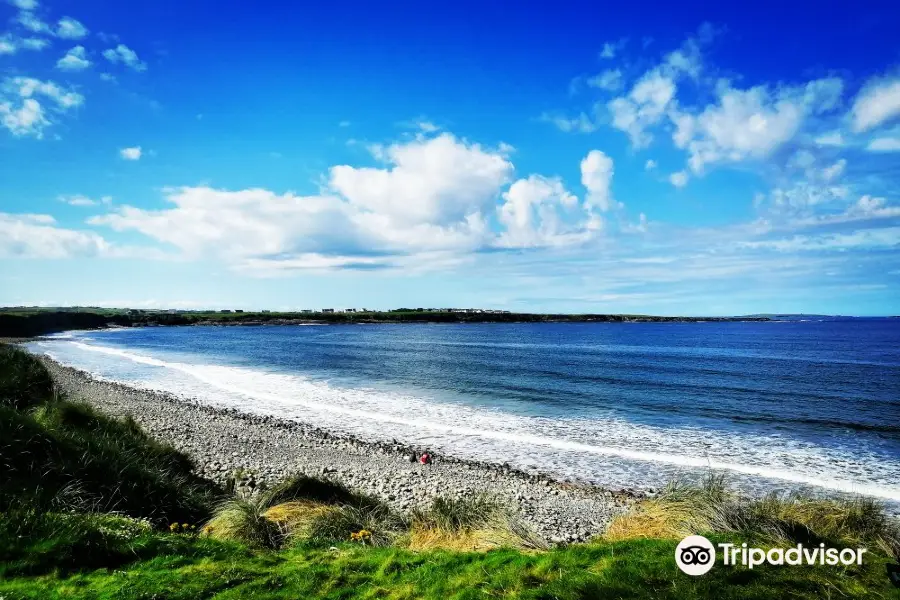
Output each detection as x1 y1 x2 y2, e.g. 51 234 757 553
673 77 843 173
0 76 83 137
605 26 715 148
103 44 146 71
56 45 90 71
119 146 141 160
16 11 50 34
645 159 657 171
56 16 87 39
0 34 48 54
580 149 618 212
85 134 618 272
497 175 599 248
88 134 520 271
608 70 676 148
10 0 38 9
851 74 900 132
329 133 512 227
0 213 109 258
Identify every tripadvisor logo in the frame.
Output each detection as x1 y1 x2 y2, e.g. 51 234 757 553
675 535 868 576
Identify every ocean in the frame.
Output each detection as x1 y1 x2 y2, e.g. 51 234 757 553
26 319 900 506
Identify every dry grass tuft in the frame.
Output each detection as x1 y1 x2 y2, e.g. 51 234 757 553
263 501 337 540
604 475 900 559
408 495 548 552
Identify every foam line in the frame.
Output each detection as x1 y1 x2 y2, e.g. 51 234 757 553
61 341 900 502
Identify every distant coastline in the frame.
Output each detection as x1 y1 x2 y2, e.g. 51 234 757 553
0 307 773 338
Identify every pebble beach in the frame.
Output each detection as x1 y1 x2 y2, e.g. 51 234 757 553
38 355 639 543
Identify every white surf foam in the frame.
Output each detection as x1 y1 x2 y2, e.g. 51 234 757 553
31 339 900 503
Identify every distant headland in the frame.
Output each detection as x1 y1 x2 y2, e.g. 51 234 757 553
0 306 776 338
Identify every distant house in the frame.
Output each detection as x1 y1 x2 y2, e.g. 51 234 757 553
322 308 334 313
234 309 244 313
345 308 357 313
220 309 233 313
301 309 313 314
261 310 271 314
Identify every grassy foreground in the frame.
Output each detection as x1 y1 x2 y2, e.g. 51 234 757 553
1 344 897 599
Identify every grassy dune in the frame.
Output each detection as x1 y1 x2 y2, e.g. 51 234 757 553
0 344 897 599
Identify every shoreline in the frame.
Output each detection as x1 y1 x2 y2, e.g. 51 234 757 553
35 354 638 543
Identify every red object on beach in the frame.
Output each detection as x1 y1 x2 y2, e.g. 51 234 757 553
419 453 431 465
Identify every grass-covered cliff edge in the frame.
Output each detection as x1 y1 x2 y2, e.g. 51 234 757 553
1 344 897 599
0 307 770 339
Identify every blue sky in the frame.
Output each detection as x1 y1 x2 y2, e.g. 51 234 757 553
1 0 899 315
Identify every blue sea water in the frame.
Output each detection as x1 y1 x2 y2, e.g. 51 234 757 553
27 320 900 505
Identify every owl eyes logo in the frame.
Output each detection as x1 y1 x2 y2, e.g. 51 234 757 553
675 535 716 575
680 545 712 565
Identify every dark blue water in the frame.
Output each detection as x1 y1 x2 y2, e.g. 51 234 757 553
28 320 900 504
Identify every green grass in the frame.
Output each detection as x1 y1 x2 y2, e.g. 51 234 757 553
0 514 895 599
0 346 222 523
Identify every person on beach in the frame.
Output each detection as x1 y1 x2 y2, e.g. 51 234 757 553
408 451 418 463
419 451 432 465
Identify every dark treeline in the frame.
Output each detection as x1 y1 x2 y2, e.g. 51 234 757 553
0 309 770 338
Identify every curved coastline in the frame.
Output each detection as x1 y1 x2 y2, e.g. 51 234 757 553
33 353 639 543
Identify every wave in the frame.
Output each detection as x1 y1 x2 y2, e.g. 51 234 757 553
39 340 900 503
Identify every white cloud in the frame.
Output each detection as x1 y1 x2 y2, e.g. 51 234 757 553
0 98 46 136
99 73 116 83
329 133 511 227
58 194 110 207
740 227 900 252
587 69 623 92
608 70 676 147
0 212 109 258
673 78 843 173
820 159 846 182
119 146 142 160
56 17 87 39
0 76 83 137
540 111 597 133
17 11 50 34
10 0 38 9
669 170 689 188
497 175 597 248
850 74 900 132
599 38 630 60
814 131 844 147
580 149 617 212
87 133 607 272
0 34 46 55
21 37 47 50
56 45 90 71
103 44 146 71
0 36 15 55
866 136 900 152
645 159 657 171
